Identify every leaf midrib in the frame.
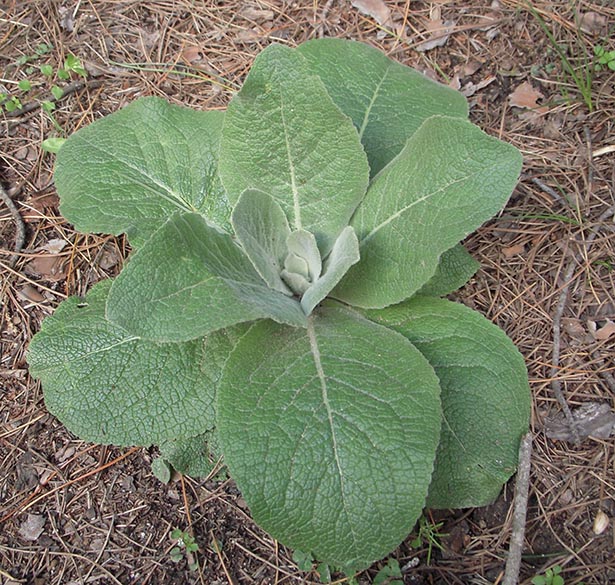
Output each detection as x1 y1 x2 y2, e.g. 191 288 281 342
279 94 302 231
360 174 470 245
358 64 391 140
32 336 140 372
80 136 197 214
306 317 358 543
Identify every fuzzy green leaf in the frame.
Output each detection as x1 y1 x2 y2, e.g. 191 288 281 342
365 297 531 508
159 429 223 479
55 97 230 247
231 189 292 295
107 213 306 342
27 280 240 446
418 244 480 297
297 38 468 176
218 44 369 253
217 305 441 570
334 116 523 308
301 227 360 315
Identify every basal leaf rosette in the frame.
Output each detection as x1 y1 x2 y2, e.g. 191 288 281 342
27 38 531 573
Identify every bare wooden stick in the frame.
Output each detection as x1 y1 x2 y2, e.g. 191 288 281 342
0 183 25 268
551 257 581 443
317 0 336 37
502 432 533 585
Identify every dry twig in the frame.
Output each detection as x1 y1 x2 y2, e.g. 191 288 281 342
0 183 25 268
502 432 533 585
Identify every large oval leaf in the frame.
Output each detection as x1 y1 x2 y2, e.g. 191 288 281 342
334 116 523 308
297 38 468 176
365 297 531 508
217 305 442 570
27 280 249 446
218 44 369 253
55 97 230 247
106 213 306 342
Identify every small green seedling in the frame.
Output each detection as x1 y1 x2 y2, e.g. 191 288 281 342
594 45 615 72
1 47 87 148
409 515 447 565
531 564 565 585
169 528 199 571
0 94 22 112
373 558 403 585
28 38 530 573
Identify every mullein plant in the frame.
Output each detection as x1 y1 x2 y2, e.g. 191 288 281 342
29 39 530 571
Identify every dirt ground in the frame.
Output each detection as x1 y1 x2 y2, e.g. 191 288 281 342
1 1 614 584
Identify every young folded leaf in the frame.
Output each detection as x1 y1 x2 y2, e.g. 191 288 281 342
301 226 360 315
231 188 293 295
106 212 306 342
218 44 370 253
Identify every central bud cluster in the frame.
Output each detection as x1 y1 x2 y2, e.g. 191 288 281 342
280 230 322 296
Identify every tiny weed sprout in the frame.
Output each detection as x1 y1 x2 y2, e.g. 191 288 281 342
169 528 199 571
594 44 615 72
531 564 565 585
28 39 531 572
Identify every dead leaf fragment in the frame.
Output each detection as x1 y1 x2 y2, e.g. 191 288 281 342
19 514 45 541
545 402 615 442
509 81 544 109
578 11 608 35
591 319 615 341
236 28 261 43
593 509 610 535
561 318 587 343
58 6 74 32
502 243 525 258
41 238 67 254
24 254 68 281
415 18 456 53
350 0 392 26
461 75 496 98
242 7 274 21
182 46 202 64
18 284 45 303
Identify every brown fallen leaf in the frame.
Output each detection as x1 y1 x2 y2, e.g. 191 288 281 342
236 28 261 43
242 7 274 21
19 514 45 542
578 11 608 35
182 46 202 64
591 319 615 341
24 254 68 281
415 17 456 52
545 402 615 442
501 243 525 258
350 0 392 27
508 81 544 109
458 59 482 78
18 284 46 303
